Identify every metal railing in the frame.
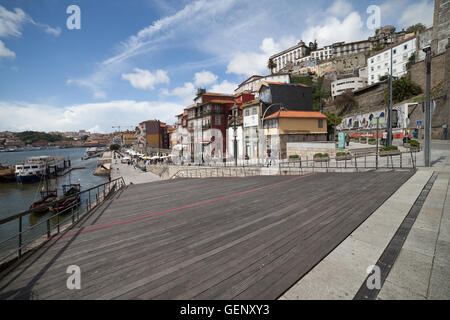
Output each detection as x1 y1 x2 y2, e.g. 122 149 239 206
165 149 419 180
0 177 126 266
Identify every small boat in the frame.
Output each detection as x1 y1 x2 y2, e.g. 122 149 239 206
0 164 15 182
29 186 58 214
49 184 81 213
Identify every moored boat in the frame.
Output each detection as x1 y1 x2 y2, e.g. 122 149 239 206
49 184 81 213
0 164 15 182
15 156 66 184
29 187 58 214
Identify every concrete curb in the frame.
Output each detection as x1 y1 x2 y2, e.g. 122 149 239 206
279 169 434 300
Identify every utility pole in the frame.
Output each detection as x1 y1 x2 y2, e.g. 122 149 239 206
424 46 432 167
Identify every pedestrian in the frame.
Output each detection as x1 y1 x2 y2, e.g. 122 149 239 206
345 134 350 147
382 131 388 146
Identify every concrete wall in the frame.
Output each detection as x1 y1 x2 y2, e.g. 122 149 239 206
432 0 450 55
409 52 446 92
287 141 336 161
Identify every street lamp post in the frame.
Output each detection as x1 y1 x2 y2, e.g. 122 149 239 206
423 46 432 167
387 32 394 147
259 103 287 166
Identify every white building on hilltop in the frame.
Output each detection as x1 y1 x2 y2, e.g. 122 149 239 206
368 36 416 85
234 74 290 96
331 77 368 99
269 40 309 73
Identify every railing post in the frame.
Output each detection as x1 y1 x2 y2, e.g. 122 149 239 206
18 215 22 258
57 213 60 234
47 219 51 238
400 153 403 169
72 205 75 224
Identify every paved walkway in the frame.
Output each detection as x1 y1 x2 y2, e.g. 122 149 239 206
110 157 160 185
281 141 450 300
377 168 450 299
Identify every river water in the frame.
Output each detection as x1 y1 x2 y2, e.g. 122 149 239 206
0 147 108 255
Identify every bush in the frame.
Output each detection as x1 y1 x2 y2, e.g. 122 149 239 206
384 78 422 104
409 140 420 148
336 152 351 156
110 144 120 151
289 154 300 159
314 153 329 158
360 137 367 141
380 146 399 152
368 138 376 142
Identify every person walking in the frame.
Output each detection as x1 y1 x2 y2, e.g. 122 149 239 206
345 134 350 147
382 131 388 146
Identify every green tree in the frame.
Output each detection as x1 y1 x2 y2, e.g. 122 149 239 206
324 112 342 140
406 53 416 70
333 91 358 116
384 78 422 104
81 135 89 141
110 144 120 151
406 23 426 34
267 59 277 73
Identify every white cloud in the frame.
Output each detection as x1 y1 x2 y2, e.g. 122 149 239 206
39 23 61 37
0 39 15 59
226 37 296 77
0 100 184 133
0 5 60 61
397 0 434 28
163 82 196 105
210 80 238 94
93 90 107 99
121 68 170 90
302 11 370 46
379 0 434 29
0 4 61 38
326 0 353 18
0 5 27 37
194 70 218 87
103 0 237 67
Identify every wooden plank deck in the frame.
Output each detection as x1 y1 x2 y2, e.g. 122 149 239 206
0 171 414 300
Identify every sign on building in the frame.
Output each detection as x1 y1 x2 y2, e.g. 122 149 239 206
244 115 259 128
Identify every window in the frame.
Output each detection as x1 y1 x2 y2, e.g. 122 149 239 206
245 109 249 116
404 44 408 50
318 119 324 128
252 108 257 115
215 116 221 125
393 49 397 54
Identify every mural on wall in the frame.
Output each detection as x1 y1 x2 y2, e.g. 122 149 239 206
338 103 414 130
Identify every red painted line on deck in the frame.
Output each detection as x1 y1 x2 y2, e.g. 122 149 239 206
51 173 316 240
108 179 228 204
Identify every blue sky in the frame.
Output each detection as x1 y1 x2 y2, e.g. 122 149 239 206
0 0 434 133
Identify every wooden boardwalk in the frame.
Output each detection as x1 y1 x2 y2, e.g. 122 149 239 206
0 171 413 300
